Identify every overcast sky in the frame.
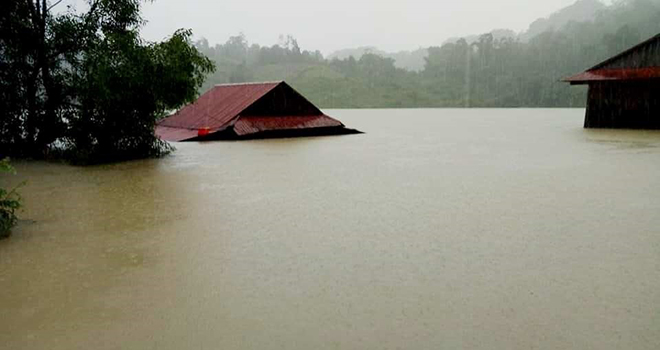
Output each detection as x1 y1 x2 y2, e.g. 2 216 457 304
63 0 609 54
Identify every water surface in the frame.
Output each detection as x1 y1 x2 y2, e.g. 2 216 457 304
2 109 660 350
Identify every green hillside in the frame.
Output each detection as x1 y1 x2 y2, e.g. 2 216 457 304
196 0 660 108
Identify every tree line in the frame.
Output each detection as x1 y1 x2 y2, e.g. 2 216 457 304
196 0 660 108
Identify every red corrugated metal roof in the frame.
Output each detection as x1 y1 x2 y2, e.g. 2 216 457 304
233 115 343 136
155 81 352 141
563 67 660 84
155 125 208 142
564 34 660 84
158 82 281 130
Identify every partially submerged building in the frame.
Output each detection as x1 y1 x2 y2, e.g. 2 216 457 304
156 81 359 141
564 34 660 129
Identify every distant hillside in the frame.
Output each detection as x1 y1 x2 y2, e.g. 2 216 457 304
444 0 607 44
326 1 608 71
327 46 384 61
327 47 428 72
520 0 606 41
442 29 518 45
197 0 660 108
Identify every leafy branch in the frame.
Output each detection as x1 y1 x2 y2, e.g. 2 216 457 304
0 159 23 238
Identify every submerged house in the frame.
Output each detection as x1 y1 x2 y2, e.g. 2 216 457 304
156 81 359 141
563 34 660 129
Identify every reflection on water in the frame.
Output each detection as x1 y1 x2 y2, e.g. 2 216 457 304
584 128 660 152
1 109 660 350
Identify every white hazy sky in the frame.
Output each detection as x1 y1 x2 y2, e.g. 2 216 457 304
61 0 608 54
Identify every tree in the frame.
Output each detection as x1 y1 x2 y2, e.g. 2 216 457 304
0 0 215 164
0 1 61 157
0 159 22 239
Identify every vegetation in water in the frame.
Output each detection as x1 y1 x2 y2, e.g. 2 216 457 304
0 159 22 239
195 0 660 108
0 0 215 164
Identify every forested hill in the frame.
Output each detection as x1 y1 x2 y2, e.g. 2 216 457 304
520 0 606 41
325 0 605 69
327 47 428 72
196 0 660 108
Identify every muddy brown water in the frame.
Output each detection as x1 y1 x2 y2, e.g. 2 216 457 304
1 109 660 350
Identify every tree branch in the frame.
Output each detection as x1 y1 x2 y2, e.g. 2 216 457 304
88 0 100 17
47 0 64 12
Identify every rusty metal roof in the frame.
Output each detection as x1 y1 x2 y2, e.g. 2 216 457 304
155 81 349 141
158 82 281 131
233 115 343 136
155 125 201 142
563 67 660 84
564 34 660 84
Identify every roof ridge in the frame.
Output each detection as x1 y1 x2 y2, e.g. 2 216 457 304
214 81 283 87
589 33 660 71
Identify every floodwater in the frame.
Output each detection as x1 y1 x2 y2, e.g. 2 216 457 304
1 109 660 350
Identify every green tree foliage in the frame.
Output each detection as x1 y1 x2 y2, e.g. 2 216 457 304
0 159 22 239
0 0 214 164
196 0 659 109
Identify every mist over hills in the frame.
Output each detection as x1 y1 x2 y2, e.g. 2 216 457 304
328 0 609 71
442 29 518 46
521 0 607 41
327 47 429 72
196 0 660 108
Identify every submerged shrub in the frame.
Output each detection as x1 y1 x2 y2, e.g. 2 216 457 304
0 158 22 238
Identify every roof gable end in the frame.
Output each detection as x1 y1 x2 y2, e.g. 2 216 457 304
590 34 660 71
563 33 660 84
158 81 283 130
